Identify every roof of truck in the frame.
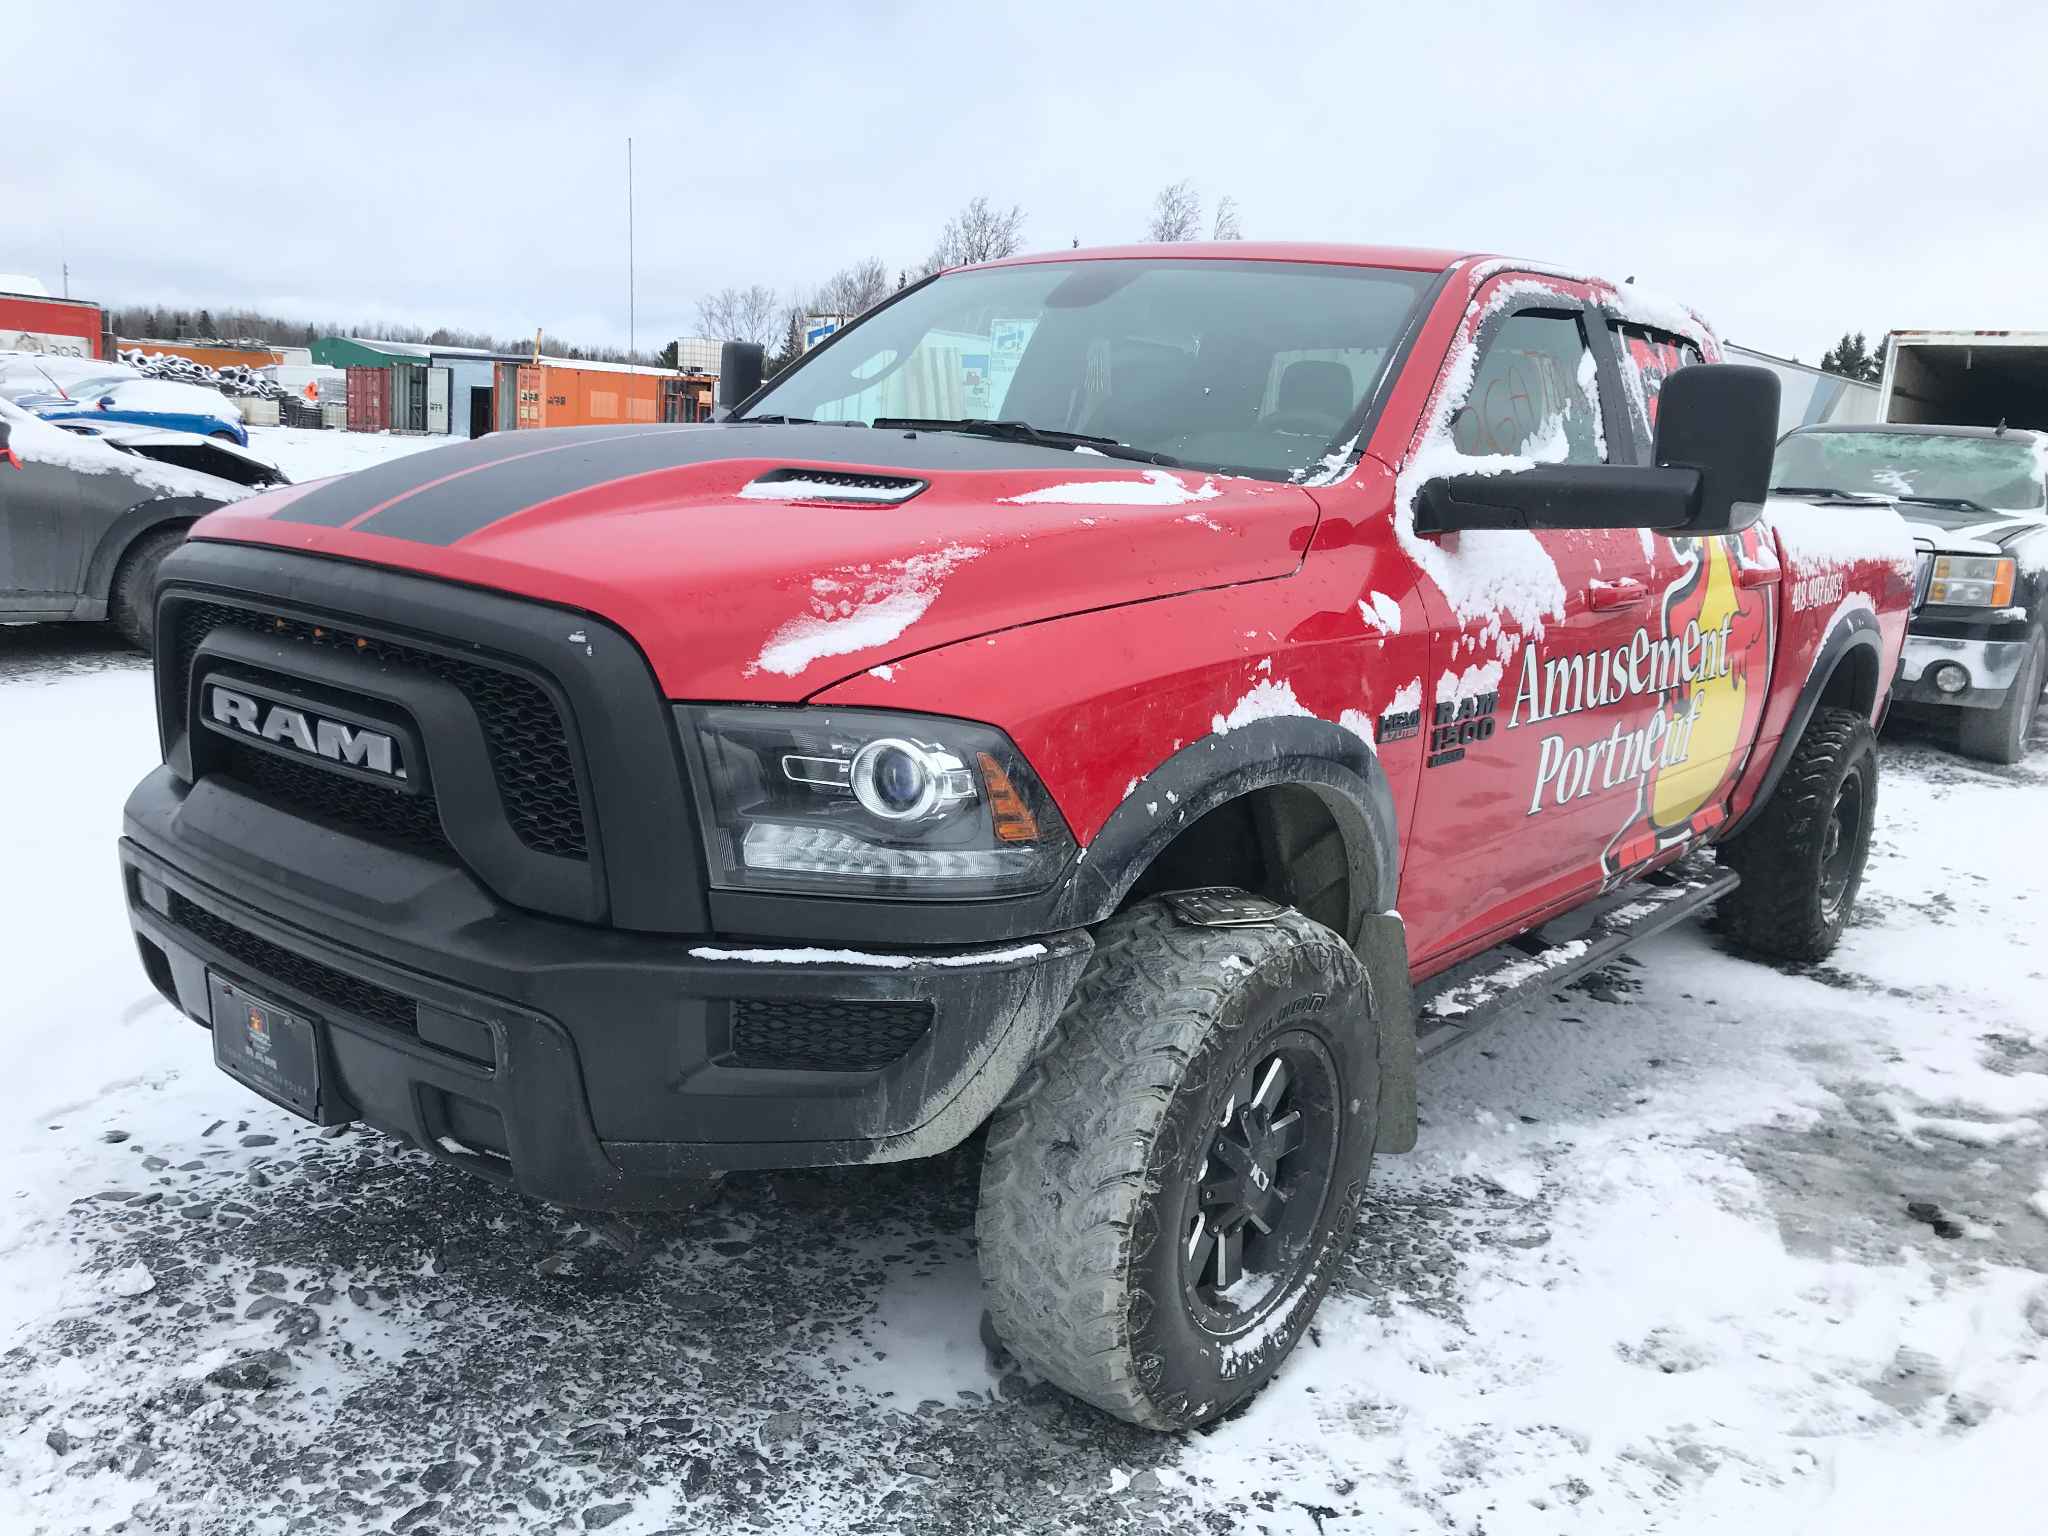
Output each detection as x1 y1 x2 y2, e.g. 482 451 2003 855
976 242 1475 273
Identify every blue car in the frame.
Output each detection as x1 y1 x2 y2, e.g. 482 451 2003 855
14 373 249 446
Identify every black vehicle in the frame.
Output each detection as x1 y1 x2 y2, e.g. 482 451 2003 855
0 397 285 650
1772 423 2048 762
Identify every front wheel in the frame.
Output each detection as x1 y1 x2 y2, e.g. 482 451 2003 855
1718 706 1878 962
1958 628 2045 765
976 897 1376 1430
108 525 187 652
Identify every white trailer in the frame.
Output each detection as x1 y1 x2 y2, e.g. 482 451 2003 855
1878 330 2048 429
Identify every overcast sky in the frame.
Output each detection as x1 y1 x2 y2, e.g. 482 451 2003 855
6 1 2043 363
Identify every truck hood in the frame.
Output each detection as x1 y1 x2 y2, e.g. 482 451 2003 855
194 423 1320 700
1896 503 2048 555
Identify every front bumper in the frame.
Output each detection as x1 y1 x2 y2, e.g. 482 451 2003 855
123 767 1090 1209
1895 634 2032 710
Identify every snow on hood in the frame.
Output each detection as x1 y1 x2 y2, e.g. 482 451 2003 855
0 398 254 503
1766 493 1917 583
1000 469 1223 506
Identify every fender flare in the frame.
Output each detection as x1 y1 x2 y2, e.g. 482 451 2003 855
83 495 224 604
1723 607 1885 840
1047 715 1418 1155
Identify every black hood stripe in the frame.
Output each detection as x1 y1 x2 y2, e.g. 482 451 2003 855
264 423 1149 546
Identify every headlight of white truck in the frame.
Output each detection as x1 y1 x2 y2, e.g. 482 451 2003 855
679 706 1076 898
1927 555 2015 608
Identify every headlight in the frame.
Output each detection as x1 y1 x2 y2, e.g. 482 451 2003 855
1927 555 2016 608
679 705 1075 898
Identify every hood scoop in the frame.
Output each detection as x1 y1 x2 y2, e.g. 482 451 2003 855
737 468 927 505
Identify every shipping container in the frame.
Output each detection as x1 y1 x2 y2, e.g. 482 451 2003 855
1 290 106 359
346 366 392 432
1878 330 2048 429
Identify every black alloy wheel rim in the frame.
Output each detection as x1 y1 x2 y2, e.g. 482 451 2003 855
1819 769 1864 923
1179 1029 1340 1333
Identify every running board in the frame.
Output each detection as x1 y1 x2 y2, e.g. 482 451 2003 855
1413 857 1740 1063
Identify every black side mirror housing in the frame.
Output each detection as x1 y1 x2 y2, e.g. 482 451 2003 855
1650 362 1778 532
1414 362 1781 537
716 342 765 414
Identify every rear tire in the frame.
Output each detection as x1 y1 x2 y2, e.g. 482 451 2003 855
1958 628 2044 765
976 897 1376 1430
1718 706 1878 962
109 526 186 653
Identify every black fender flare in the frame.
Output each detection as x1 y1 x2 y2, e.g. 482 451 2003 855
83 495 224 604
1723 606 1885 840
1048 715 1418 1155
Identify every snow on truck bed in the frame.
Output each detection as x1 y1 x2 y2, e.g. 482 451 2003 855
1 640 2045 1528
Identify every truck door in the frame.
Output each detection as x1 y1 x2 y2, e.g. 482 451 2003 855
1397 289 1666 966
1597 320 1777 875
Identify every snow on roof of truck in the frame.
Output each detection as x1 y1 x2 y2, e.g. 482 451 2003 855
973 242 1473 273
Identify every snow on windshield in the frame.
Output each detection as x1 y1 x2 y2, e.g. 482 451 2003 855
1773 431 2046 512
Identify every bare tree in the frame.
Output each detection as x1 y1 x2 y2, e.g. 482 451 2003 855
1146 180 1203 243
812 258 892 320
1211 194 1243 241
694 284 781 348
925 196 1027 273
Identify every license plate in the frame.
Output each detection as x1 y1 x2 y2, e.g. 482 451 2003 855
210 975 324 1122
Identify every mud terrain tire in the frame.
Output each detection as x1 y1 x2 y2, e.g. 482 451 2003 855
1957 627 2044 766
976 897 1376 1430
109 526 186 652
1718 706 1878 963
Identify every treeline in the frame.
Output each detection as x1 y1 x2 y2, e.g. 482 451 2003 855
105 305 649 365
109 182 1245 374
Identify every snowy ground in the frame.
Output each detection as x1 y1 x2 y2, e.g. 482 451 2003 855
244 425 442 483
1 626 2043 1535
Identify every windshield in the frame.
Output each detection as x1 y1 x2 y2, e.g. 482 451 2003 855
1772 430 2046 511
741 258 1437 480
61 375 133 400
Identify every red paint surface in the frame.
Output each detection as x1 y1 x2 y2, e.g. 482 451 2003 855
193 246 1912 975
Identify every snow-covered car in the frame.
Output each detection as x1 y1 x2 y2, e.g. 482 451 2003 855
1772 424 2048 762
52 418 288 490
0 396 273 648
12 372 250 447
0 349 142 400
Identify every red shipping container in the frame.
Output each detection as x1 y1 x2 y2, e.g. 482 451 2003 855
0 291 106 358
346 367 392 433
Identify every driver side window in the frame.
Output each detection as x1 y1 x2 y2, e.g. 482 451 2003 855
1451 311 1605 465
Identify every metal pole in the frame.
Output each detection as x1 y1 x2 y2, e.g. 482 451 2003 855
628 137 636 360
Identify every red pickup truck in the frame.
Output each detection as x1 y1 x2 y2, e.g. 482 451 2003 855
121 244 1916 1430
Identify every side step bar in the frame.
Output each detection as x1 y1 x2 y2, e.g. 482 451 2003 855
1413 857 1740 1063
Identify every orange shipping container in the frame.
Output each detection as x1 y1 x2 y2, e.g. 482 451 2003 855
510 359 715 429
120 339 288 370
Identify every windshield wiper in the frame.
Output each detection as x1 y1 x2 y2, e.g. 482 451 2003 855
1770 484 1883 500
872 417 1182 467
1894 494 1994 515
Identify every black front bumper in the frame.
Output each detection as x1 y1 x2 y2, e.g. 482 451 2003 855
123 768 1090 1209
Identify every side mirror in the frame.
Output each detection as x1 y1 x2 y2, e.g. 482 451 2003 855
1651 362 1778 533
0 420 16 469
716 342 765 413
1414 363 1781 538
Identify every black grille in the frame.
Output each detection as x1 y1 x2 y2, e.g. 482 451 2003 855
220 739 448 856
728 997 934 1072
168 893 417 1035
173 602 587 859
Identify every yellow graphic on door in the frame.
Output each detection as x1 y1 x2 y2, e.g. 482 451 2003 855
1650 538 1747 829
